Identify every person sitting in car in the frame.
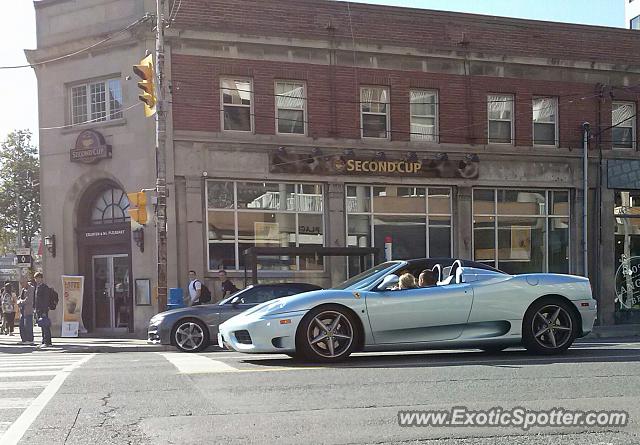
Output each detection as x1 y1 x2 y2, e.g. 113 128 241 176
397 273 418 290
418 269 438 287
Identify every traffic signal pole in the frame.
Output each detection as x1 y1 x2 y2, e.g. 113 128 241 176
155 0 168 311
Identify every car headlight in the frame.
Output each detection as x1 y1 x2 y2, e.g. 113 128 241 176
149 314 165 324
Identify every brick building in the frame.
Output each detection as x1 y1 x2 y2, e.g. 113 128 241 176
29 0 640 336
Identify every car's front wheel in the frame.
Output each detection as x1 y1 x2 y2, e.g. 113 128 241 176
172 319 209 353
296 305 358 363
522 299 578 355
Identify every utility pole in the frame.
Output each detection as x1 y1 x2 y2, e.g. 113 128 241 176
582 122 590 278
155 0 168 311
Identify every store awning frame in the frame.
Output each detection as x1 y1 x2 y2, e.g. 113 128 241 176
242 246 379 285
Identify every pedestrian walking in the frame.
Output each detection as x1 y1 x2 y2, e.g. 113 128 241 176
1 283 17 335
34 272 53 348
17 278 36 344
188 270 202 306
218 270 239 299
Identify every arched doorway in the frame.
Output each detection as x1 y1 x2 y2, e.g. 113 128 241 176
77 181 133 334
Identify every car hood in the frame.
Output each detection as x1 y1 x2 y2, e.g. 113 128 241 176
151 303 236 319
235 289 360 319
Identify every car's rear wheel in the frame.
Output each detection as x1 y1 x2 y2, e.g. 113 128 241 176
172 318 209 353
296 305 358 363
522 299 577 355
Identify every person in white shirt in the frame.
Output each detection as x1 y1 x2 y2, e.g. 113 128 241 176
187 270 202 306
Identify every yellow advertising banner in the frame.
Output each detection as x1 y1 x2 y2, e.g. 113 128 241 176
61 275 85 336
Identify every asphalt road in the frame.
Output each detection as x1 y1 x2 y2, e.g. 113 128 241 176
4 339 640 444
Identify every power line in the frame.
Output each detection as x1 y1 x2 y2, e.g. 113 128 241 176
39 102 142 131
0 15 152 70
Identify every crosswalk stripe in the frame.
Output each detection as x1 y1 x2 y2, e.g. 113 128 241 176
0 381 48 390
0 353 95 445
0 371 60 378
159 352 239 374
0 366 73 372
0 399 34 410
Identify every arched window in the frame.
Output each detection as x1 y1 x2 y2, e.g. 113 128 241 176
90 187 130 225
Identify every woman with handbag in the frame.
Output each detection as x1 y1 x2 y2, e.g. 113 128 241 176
1 283 17 336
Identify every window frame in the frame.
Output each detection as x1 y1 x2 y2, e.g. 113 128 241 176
220 77 254 133
409 89 439 143
274 80 307 136
487 93 515 145
471 188 571 274
532 96 559 147
205 180 325 272
612 101 636 150
69 78 123 126
360 86 390 140
344 185 454 272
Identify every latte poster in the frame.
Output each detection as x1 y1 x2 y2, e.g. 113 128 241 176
61 275 86 337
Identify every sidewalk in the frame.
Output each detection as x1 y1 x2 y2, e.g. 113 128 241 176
585 323 640 339
0 329 173 353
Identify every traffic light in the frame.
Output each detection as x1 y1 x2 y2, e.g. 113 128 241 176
133 54 156 117
127 191 148 226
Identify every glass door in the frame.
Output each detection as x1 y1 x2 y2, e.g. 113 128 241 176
92 255 130 330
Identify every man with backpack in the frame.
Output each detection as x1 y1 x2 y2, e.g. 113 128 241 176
34 272 57 348
187 270 211 306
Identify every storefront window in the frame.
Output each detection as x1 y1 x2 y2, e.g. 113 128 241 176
614 191 640 318
346 185 452 275
206 181 324 271
473 188 570 274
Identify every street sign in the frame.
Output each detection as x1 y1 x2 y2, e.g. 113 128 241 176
16 248 32 267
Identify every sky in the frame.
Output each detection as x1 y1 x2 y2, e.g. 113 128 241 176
0 0 627 147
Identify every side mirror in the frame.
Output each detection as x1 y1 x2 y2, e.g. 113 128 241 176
230 296 241 306
377 274 399 290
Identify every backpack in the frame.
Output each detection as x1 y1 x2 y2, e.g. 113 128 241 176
49 288 59 311
193 280 211 304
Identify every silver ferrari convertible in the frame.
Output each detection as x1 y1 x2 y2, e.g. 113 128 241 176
218 258 597 362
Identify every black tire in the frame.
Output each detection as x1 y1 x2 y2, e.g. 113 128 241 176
171 318 210 353
522 298 578 355
296 305 359 363
478 345 508 353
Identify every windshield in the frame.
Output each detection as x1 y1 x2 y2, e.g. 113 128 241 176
218 286 250 305
333 262 402 290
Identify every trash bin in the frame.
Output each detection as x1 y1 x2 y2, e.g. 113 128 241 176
167 287 185 310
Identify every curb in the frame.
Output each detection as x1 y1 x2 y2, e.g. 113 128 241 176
584 324 640 340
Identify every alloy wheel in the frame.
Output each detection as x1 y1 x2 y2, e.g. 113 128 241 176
531 304 573 349
175 322 204 351
306 311 354 358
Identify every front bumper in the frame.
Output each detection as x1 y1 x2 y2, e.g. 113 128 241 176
147 318 171 345
218 311 306 354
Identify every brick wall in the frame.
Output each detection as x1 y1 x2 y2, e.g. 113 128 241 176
171 0 640 148
172 55 638 148
173 0 640 66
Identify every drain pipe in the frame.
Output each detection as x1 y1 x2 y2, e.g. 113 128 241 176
582 122 590 278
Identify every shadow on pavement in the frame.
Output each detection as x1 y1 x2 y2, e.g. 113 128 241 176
240 344 640 370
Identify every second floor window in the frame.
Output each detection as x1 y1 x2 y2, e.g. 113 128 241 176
532 97 558 146
71 79 122 125
361 87 389 139
275 81 306 135
221 78 252 132
410 90 438 142
488 94 514 144
612 102 636 149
